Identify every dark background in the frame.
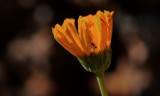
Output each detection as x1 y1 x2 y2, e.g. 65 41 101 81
0 0 160 96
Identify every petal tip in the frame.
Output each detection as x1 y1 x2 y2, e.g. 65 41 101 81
110 11 114 15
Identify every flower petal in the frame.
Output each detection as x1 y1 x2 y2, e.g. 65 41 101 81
78 16 90 56
52 26 79 57
104 11 114 48
96 10 108 52
62 18 84 56
78 15 100 55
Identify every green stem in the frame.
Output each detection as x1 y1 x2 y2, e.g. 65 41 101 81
95 72 108 96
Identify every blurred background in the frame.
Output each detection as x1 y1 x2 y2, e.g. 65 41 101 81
0 0 160 96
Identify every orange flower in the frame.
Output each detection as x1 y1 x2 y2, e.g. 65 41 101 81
52 10 114 58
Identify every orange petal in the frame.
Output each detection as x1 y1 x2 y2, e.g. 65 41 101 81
78 16 90 56
93 14 101 52
104 10 114 49
96 10 108 52
62 18 84 57
53 22 84 57
78 15 99 54
52 27 79 57
78 16 92 54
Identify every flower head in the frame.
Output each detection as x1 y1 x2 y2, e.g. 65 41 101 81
52 10 114 72
52 10 114 58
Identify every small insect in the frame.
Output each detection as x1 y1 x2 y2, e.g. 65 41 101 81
91 43 97 48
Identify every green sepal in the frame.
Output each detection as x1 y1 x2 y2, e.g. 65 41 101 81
78 48 112 73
